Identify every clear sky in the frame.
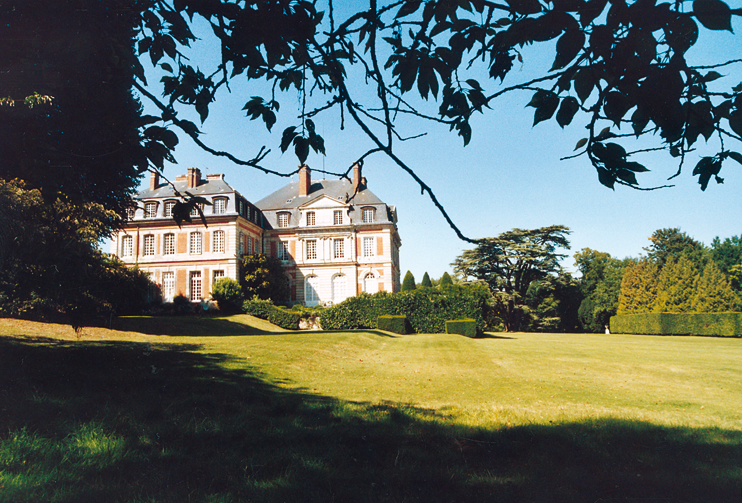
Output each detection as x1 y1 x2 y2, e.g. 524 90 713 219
132 4 742 282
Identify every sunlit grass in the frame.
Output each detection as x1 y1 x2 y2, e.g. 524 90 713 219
1 316 740 502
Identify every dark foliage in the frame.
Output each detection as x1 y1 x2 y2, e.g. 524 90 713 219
240 253 290 303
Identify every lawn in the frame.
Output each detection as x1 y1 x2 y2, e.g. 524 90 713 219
1 316 740 502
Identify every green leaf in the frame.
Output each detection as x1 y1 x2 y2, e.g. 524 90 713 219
556 97 579 127
693 0 734 32
551 29 585 71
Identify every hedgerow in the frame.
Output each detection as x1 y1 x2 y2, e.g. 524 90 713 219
319 285 489 333
243 299 301 330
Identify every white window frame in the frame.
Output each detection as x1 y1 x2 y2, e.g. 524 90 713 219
277 212 290 228
189 271 202 301
362 236 375 257
144 202 158 219
306 211 315 226
190 203 204 217
278 241 290 261
333 209 343 225
333 238 344 259
362 207 375 223
213 270 225 286
213 230 225 253
213 198 227 214
164 200 176 217
162 271 175 303
364 272 378 293
121 235 133 257
306 239 317 260
239 232 245 255
163 233 175 255
143 234 155 256
189 231 202 255
305 275 320 305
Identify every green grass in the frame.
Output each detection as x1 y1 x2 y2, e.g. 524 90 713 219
1 316 741 502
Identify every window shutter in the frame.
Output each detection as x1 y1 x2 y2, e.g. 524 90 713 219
270 241 277 257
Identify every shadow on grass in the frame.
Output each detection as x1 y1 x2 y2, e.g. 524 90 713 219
110 315 278 337
1 336 740 503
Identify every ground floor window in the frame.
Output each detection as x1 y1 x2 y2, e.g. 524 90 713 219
189 271 202 301
305 275 320 305
332 274 347 304
363 272 378 294
213 270 225 286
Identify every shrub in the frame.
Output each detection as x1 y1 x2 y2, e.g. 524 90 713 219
445 319 479 338
211 278 243 314
377 315 409 334
319 287 489 333
172 294 192 314
610 313 742 337
243 298 300 330
401 271 416 291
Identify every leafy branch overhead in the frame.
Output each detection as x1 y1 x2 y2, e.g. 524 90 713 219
134 0 742 240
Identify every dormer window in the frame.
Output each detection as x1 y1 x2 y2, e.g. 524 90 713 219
277 212 290 228
333 210 343 225
164 200 176 217
213 197 227 214
190 203 204 217
362 207 375 223
144 202 158 219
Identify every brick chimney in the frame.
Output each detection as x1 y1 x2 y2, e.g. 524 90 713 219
187 167 201 188
352 162 363 192
299 164 311 196
150 171 160 190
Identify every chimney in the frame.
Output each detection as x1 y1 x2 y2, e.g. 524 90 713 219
187 167 201 188
352 162 363 192
150 171 160 191
299 164 311 196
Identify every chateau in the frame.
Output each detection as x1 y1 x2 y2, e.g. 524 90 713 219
111 164 401 305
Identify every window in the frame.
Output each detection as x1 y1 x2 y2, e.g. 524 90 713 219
333 210 343 225
121 235 133 257
239 232 245 255
189 271 202 301
144 202 158 219
213 270 225 285
190 203 204 217
362 237 375 257
306 211 315 226
277 212 290 228
364 272 378 294
164 200 176 217
143 234 155 256
333 238 344 259
305 276 320 305
278 241 289 261
213 198 227 214
213 230 225 253
306 239 317 260
163 233 175 255
362 207 375 223
247 235 254 255
332 274 347 304
189 231 202 255
162 272 175 303
125 207 135 220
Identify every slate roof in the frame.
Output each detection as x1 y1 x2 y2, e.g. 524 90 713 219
255 178 396 229
136 176 234 199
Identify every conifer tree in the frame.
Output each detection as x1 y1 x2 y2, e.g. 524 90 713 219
401 271 416 292
653 256 698 313
617 259 659 314
691 262 740 313
439 272 454 288
421 272 432 288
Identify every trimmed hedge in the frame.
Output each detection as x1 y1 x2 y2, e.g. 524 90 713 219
377 315 409 334
243 299 301 330
610 313 742 337
319 286 489 334
445 319 478 338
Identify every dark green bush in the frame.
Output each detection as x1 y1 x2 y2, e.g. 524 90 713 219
243 299 301 330
610 313 742 337
445 319 479 338
319 286 489 333
377 315 409 334
211 278 243 314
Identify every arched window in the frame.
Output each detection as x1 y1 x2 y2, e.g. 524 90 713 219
332 274 347 304
363 272 378 294
305 275 320 306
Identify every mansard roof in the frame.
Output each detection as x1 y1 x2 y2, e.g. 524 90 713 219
137 175 234 200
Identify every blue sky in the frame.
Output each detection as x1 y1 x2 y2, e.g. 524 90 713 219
133 4 742 281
